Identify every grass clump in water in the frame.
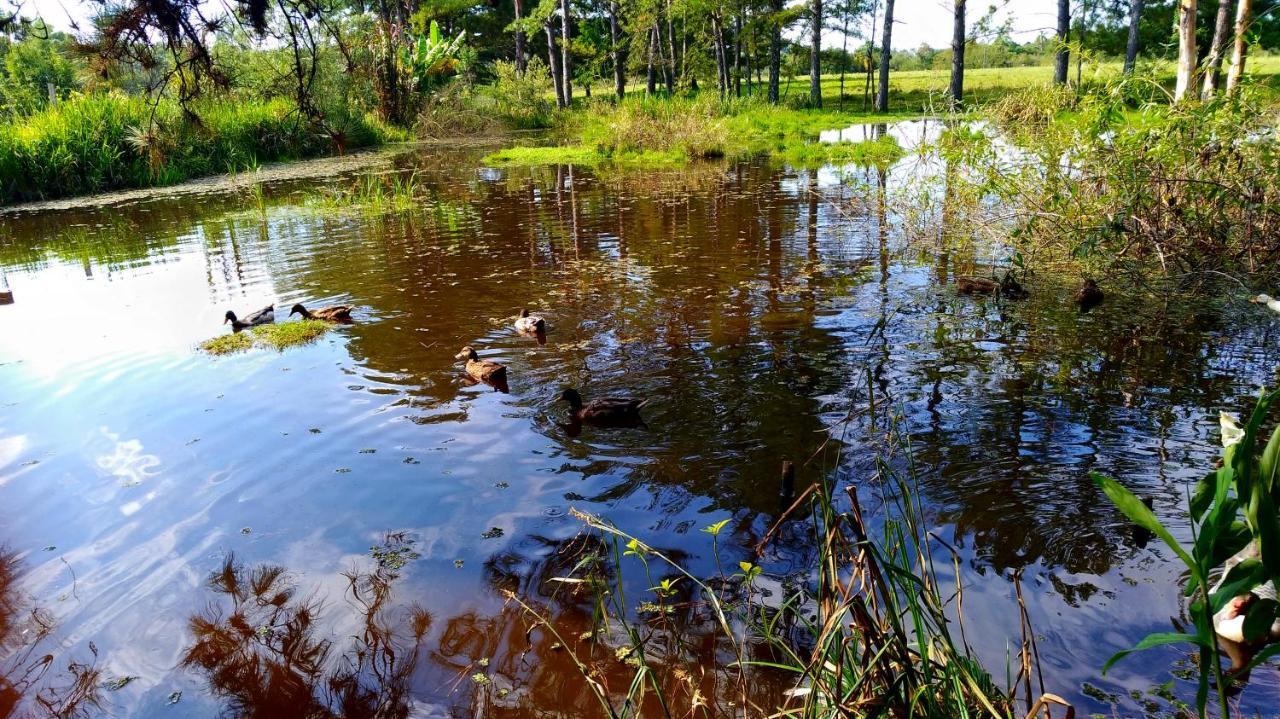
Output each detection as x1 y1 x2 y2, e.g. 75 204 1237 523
199 320 332 355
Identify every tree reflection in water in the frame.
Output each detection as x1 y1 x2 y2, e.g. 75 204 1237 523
0 549 107 719
179 535 430 719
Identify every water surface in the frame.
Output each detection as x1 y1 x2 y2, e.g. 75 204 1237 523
2 136 1279 717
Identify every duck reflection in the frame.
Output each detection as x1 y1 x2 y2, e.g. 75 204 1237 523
180 538 430 719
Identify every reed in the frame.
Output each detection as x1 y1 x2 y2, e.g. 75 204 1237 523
509 435 1066 718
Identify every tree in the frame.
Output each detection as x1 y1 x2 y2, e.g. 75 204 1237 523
1173 0 1197 101
609 0 625 98
875 0 894 112
1202 0 1235 97
1053 0 1069 84
768 0 782 102
1225 0 1253 94
1123 0 1144 73
561 0 573 104
947 0 965 109
809 0 822 106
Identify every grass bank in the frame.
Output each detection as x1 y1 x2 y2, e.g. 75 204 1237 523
484 95 914 168
0 93 401 204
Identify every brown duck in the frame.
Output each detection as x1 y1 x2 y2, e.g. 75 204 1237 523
955 276 999 295
290 303 354 321
560 388 647 425
1074 279 1104 311
456 346 507 383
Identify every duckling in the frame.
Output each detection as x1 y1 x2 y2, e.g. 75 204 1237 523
224 305 274 330
290 303 353 321
955 276 999 295
560 388 647 425
514 309 547 333
999 271 1028 300
1074 278 1104 311
455 346 507 383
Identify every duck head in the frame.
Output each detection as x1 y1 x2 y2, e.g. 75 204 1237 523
1082 278 1098 289
560 388 583 409
224 310 237 325
519 309 530 318
455 346 478 361
289 303 308 318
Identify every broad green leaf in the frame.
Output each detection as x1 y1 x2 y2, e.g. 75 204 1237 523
1190 471 1216 521
1208 558 1266 614
1242 640 1280 673
1260 424 1280 493
1102 632 1206 674
1092 473 1193 568
1242 598 1278 642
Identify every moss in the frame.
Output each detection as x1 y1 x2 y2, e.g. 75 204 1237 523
199 319 332 355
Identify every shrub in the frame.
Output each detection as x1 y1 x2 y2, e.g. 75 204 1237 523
490 59 555 130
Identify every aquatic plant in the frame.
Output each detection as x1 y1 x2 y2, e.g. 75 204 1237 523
199 319 333 355
1093 388 1280 717
509 445 1064 717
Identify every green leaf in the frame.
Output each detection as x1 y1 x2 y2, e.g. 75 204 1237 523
701 519 730 536
738 561 754 573
1208 558 1266 614
1260 424 1280 494
1190 471 1216 521
1242 598 1278 643
1102 632 1206 674
1092 473 1193 568
1242 641 1280 673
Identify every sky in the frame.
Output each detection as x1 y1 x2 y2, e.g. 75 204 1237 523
18 0 1060 49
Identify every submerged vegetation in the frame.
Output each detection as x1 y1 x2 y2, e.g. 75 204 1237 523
199 320 333 355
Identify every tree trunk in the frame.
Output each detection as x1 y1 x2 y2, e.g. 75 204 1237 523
646 26 657 95
1203 0 1235 97
876 0 894 111
1225 0 1253 94
734 9 743 96
513 0 526 74
610 1 625 99
1174 0 1197 101
1053 0 1069 84
666 4 677 92
768 0 782 102
809 0 822 107
656 18 672 91
561 0 573 105
838 4 849 110
1076 0 1087 86
547 22 565 108
948 0 965 109
1123 0 1144 73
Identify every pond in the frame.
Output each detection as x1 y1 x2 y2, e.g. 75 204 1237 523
2 133 1279 717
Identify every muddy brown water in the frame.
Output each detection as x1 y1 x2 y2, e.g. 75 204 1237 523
2 132 1280 717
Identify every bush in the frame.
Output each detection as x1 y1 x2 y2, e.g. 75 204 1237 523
490 59 555 130
0 92 394 203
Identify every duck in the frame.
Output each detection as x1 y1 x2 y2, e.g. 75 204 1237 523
955 276 999 295
1211 542 1280 673
455 346 507 383
999 271 1028 300
1074 278 1104 311
290 303 354 321
560 388 647 425
224 305 274 330
514 309 547 333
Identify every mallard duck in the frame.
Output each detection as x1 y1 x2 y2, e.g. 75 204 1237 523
955 276 999 295
290 303 354 321
1211 542 1280 672
1074 278 1104 310
999 272 1028 300
224 305 274 330
455 346 507 383
560 388 647 425
514 309 546 333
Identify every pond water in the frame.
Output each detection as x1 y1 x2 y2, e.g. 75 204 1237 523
2 135 1279 717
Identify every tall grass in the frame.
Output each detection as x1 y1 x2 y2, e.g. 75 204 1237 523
510 439 1068 718
0 92 399 203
